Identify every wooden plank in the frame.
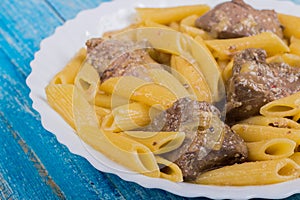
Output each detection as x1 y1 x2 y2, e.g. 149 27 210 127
0 112 62 199
0 49 124 199
45 0 110 21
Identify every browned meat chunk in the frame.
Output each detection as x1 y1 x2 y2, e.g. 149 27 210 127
143 98 248 181
195 0 283 39
226 48 300 123
86 38 159 82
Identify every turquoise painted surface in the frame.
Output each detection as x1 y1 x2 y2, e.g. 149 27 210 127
0 0 300 199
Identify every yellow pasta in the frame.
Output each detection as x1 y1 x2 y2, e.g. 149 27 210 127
232 124 300 143
50 48 86 84
95 92 130 109
195 158 300 186
278 13 300 38
45 84 75 129
179 15 213 40
73 62 160 177
100 76 177 110
240 116 300 129
122 131 185 154
290 36 300 56
246 138 296 161
148 68 190 99
260 92 300 118
136 5 210 25
170 55 212 102
293 112 300 122
290 152 300 165
205 32 290 60
267 53 300 67
101 103 151 132
155 156 183 182
222 59 234 82
144 20 172 29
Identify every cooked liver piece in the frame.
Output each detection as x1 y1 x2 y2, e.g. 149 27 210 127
195 0 283 39
226 48 300 123
144 98 248 181
86 38 159 82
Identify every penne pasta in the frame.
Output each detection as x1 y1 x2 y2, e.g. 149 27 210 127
101 103 151 132
95 92 130 109
136 5 210 25
122 131 185 154
179 15 213 40
222 59 234 82
293 112 300 122
148 68 190 99
260 92 300 118
50 48 86 84
205 32 290 60
240 116 300 129
232 124 300 143
170 55 212 102
144 20 172 29
246 138 296 161
45 84 75 129
195 158 300 186
290 36 300 56
290 152 300 165
155 156 183 182
100 76 177 110
73 62 160 177
278 13 300 39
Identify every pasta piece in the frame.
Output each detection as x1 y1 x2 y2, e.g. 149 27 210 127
94 106 111 125
45 84 75 129
122 131 185 154
101 103 151 132
100 76 177 110
260 92 300 118
281 54 300 67
170 55 212 102
148 68 190 100
232 124 300 143
290 152 300 165
168 21 180 31
278 13 300 38
73 63 160 177
246 138 296 161
293 112 300 122
155 156 183 182
290 36 300 56
144 20 172 29
136 5 210 25
179 15 213 40
266 53 300 67
102 23 143 38
240 116 300 129
222 59 234 82
205 32 290 60
195 158 300 185
95 92 130 109
50 48 86 84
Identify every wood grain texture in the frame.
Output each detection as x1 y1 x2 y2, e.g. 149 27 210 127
1 0 300 199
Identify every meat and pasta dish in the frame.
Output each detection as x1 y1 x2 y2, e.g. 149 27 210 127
45 0 300 186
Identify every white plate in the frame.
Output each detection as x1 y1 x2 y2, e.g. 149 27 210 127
27 0 300 199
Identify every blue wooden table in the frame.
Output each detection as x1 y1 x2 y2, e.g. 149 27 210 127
1 0 300 199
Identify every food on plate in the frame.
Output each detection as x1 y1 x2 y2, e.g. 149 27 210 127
226 48 300 123
195 0 283 39
45 0 300 186
142 97 247 181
